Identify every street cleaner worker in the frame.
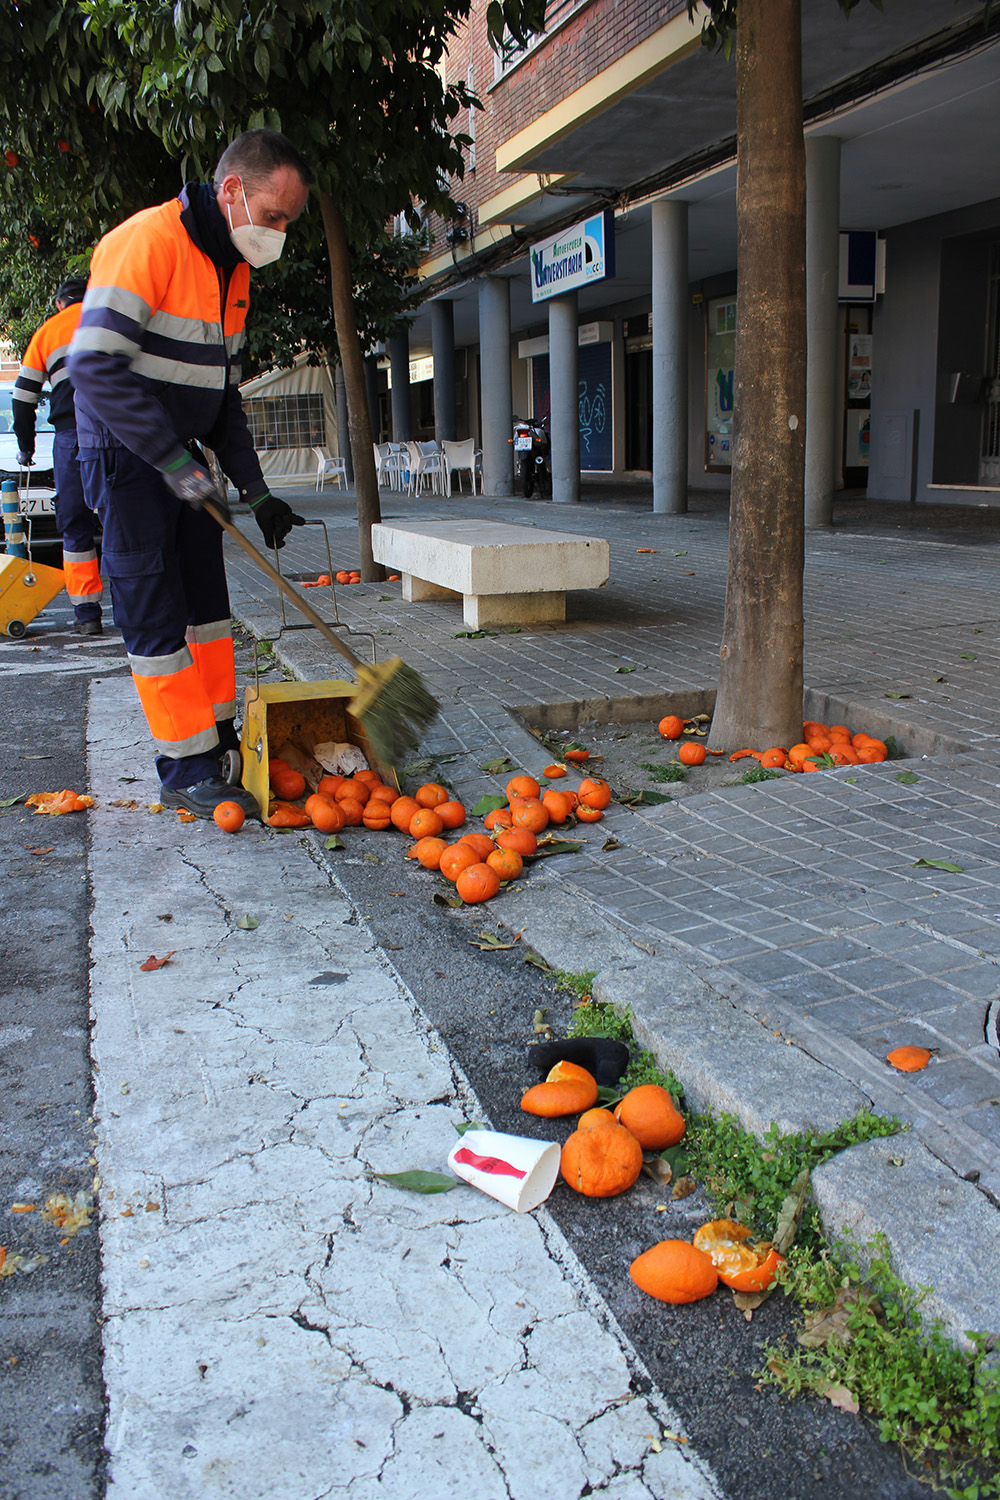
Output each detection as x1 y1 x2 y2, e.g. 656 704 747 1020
68 129 312 818
13 276 104 635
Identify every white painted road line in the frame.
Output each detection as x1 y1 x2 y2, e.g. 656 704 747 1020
88 680 719 1500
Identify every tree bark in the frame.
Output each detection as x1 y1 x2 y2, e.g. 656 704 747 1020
318 189 384 582
708 0 806 752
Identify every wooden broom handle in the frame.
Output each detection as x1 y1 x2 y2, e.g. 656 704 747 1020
204 499 364 674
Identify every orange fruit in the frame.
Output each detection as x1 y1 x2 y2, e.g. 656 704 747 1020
506 774 541 802
851 732 873 749
802 721 827 738
577 777 612 808
512 799 549 833
564 748 590 764
213 800 245 834
390 795 421 832
864 739 888 758
436 800 467 830
409 808 444 838
317 774 346 798
801 759 820 773
887 1045 932 1072
369 783 397 805
759 748 787 768
484 807 513 831
439 842 479 883
335 570 351 584
308 797 346 834
522 1061 599 1118
828 724 851 740
629 1241 718 1304
415 782 449 809
335 778 369 806
658 715 684 740
542 789 572 824
829 744 859 766
614 1085 685 1150
578 1107 619 1132
692 1219 783 1293
354 768 382 786
677 743 706 767
575 804 604 823
486 846 523 881
458 831 495 861
560 1118 643 1196
268 757 289 775
338 797 365 826
807 734 832 754
787 743 812 767
543 763 566 778
455 862 501 904
271 767 306 799
496 827 537 858
362 802 391 830
857 746 886 763
411 835 448 869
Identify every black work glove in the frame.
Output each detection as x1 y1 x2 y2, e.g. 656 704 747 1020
162 453 231 520
249 492 305 550
17 452 33 467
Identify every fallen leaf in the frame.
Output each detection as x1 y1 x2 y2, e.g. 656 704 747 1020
797 1287 881 1350
469 930 517 950
108 799 140 808
374 1170 457 1195
472 794 507 816
532 1009 550 1034
324 834 345 850
138 951 175 971
362 852 380 864
601 837 621 851
522 949 552 972
912 858 963 873
773 1168 811 1256
641 1157 673 1188
671 1175 697 1200
236 914 259 930
433 892 464 908
453 1120 487 1136
883 691 911 700
895 771 920 784
524 839 581 860
479 758 513 776
818 1382 860 1415
614 664 637 674
0 793 26 808
25 846 55 856
636 548 658 554
960 653 976 661
734 1289 771 1319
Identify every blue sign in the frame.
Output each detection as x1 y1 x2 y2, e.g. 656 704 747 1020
530 210 616 304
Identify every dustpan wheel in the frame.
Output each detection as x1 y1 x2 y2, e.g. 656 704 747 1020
6 620 26 639
221 748 242 785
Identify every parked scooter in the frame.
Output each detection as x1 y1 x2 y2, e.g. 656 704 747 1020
511 416 551 498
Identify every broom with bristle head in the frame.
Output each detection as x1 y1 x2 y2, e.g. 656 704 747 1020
204 501 440 766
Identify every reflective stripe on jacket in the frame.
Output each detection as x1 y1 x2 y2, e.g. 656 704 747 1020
68 186 267 503
12 302 82 453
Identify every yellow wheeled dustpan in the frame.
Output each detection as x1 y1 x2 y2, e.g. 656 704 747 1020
0 553 65 638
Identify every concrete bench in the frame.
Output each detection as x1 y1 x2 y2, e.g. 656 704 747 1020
370 519 610 629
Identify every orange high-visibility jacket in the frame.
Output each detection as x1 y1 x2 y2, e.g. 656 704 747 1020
68 184 268 503
12 301 82 455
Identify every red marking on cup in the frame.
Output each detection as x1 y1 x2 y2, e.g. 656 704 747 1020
453 1146 527 1180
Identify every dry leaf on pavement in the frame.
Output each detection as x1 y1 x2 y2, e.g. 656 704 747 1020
138 951 175 971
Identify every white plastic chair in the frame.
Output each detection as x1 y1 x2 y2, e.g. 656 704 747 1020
314 447 347 492
406 440 446 497
441 438 482 495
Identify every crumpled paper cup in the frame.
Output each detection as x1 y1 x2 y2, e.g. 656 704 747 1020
447 1130 560 1213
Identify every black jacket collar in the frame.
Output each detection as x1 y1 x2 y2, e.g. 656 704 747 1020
179 182 243 272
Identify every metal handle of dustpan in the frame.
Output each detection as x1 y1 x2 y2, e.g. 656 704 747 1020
203 499 366 677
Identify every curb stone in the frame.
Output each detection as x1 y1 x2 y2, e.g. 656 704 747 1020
812 1137 1000 1352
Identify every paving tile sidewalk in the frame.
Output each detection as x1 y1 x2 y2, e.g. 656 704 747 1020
224 485 1000 1209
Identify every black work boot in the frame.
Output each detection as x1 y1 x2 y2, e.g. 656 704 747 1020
159 778 260 820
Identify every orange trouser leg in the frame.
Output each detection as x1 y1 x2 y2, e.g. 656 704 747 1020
130 652 220 759
186 623 236 723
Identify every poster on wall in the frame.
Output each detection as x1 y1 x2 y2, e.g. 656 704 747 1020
847 334 873 400
846 409 870 467
530 342 613 471
706 296 736 469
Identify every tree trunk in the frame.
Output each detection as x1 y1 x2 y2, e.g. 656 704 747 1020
708 0 806 752
318 190 384 582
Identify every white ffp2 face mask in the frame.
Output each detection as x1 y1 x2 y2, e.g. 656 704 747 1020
227 181 285 268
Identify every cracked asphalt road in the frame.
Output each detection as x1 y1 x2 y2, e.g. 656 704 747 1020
0 616 931 1498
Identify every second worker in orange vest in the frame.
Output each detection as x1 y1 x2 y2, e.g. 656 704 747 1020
68 130 312 819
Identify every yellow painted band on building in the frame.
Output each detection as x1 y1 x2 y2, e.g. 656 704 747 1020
495 11 703 175
478 172 580 228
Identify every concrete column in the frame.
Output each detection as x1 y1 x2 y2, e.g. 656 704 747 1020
431 300 457 444
334 364 353 484
388 330 412 443
478 276 513 496
805 135 842 528
549 292 579 503
364 356 381 442
651 199 689 514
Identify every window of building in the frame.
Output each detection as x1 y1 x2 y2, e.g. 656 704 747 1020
494 0 585 81
246 393 326 451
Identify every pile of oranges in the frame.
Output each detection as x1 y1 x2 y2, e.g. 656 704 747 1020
728 720 890 773
256 759 615 906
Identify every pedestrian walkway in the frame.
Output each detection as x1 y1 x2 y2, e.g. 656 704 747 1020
225 482 1000 1232
88 679 717 1500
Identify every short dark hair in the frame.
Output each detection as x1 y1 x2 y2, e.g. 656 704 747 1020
214 129 314 193
56 276 88 307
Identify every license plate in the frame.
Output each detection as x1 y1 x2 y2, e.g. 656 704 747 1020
514 435 532 451
21 493 56 516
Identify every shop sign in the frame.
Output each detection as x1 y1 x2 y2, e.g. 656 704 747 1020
530 210 615 304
